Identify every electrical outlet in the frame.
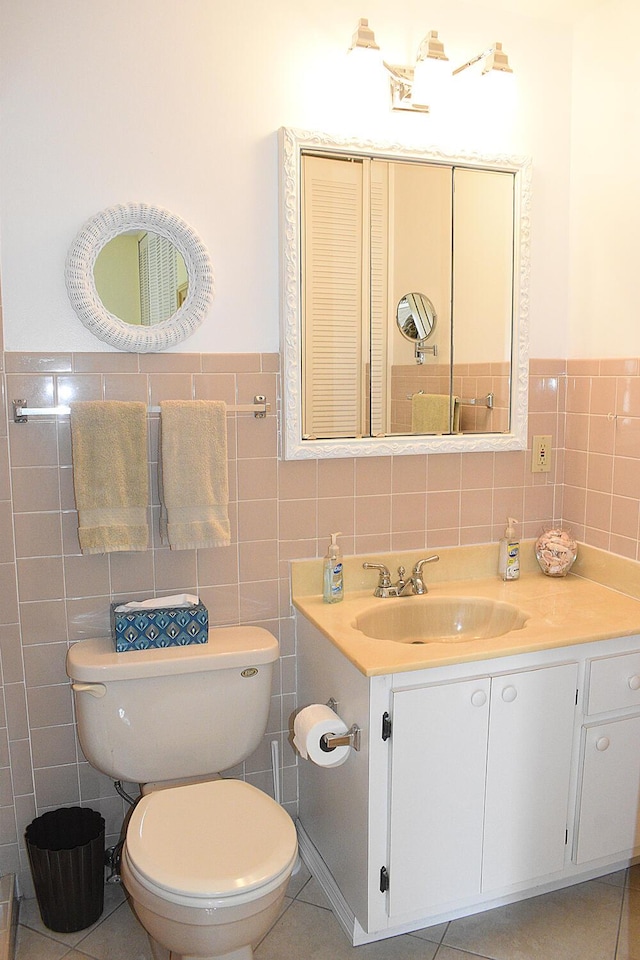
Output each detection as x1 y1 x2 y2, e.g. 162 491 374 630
532 435 552 473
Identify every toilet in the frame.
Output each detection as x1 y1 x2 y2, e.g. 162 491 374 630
66 626 298 960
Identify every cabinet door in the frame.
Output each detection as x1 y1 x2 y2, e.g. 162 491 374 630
575 715 640 864
387 677 490 918
482 662 578 891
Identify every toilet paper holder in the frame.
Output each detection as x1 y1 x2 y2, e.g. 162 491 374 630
320 698 361 753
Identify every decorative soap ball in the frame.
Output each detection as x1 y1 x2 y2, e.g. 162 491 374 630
535 527 578 577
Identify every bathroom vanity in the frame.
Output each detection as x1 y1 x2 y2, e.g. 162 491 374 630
293 544 640 944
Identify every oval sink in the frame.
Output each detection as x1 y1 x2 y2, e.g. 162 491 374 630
354 597 529 644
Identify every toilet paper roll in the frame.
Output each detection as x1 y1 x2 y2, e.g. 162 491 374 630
293 704 351 768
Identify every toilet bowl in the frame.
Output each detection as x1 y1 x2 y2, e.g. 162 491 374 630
121 778 298 960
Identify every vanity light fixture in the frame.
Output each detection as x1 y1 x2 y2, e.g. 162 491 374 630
347 17 380 52
452 42 513 77
347 20 514 113
385 30 449 113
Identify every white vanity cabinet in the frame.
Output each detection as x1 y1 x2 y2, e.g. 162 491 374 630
296 615 640 946
575 651 640 865
388 663 578 920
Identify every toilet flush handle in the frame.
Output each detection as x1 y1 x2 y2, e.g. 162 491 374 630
72 681 106 699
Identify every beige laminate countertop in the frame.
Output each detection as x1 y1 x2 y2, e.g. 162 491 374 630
292 542 640 676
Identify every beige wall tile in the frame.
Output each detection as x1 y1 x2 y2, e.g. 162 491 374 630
236 414 277 459
193 373 236 403
317 459 355 499
11 467 60 512
238 457 277 501
31 722 77 768
103 372 149 402
239 540 279 583
391 492 426 533
9 739 34 795
9 421 58 467
148 373 193 403
238 498 277 542
27 683 73 728
278 460 317 501
317 497 355 542
73 352 138 373
66 597 110 641
202 353 260 373
64 554 110 599
140 353 202 373
55 374 102 404
6 353 73 374
355 457 392 496
17 557 64 602
34 764 79 807
14 512 62 559
278 499 317 542
22 642 68 687
0 565 18 625
355 495 391 537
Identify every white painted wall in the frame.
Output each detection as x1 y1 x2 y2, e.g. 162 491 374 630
0 0 573 355
569 0 640 357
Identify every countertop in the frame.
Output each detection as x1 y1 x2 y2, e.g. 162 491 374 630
291 542 640 677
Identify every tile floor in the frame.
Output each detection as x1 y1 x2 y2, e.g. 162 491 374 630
14 861 640 960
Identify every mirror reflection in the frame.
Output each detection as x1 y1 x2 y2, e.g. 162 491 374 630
94 231 188 326
397 293 437 343
300 152 514 440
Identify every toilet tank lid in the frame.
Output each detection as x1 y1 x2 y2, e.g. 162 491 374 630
66 627 279 682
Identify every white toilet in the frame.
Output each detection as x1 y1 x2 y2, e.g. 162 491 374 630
66 626 298 960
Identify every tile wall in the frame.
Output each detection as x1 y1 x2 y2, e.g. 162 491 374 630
0 345 639 896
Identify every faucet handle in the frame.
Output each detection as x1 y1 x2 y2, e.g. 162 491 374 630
411 555 439 595
363 562 400 597
362 562 392 586
413 555 439 575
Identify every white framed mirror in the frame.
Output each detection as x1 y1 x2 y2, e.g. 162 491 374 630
279 127 531 459
65 202 214 352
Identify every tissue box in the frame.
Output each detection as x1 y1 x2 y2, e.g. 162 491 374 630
110 602 208 652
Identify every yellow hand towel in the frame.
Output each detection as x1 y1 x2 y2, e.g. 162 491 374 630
159 400 231 550
70 401 149 555
411 393 454 434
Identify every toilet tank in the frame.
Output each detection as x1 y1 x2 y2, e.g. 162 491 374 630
66 626 279 784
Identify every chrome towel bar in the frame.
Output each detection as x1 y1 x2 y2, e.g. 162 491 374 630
12 395 270 423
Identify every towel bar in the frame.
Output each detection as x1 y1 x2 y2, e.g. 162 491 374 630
406 391 494 409
12 396 270 423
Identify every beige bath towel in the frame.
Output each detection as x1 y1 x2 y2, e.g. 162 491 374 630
70 401 149 554
159 400 231 550
411 394 460 434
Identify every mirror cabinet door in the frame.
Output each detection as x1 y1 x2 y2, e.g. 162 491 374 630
300 152 516 440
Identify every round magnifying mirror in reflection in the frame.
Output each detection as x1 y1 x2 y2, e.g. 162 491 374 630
94 231 188 326
396 292 437 342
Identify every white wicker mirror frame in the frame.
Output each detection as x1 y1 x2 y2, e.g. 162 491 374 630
65 202 214 352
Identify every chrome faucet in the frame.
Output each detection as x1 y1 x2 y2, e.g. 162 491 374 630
363 556 439 598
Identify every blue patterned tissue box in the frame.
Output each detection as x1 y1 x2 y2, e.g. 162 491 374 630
110 602 208 652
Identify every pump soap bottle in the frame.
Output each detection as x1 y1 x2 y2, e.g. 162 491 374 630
498 518 520 581
323 532 344 604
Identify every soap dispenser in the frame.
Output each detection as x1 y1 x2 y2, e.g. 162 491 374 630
498 518 520 581
323 532 344 604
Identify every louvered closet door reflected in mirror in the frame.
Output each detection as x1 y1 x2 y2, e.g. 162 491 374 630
302 155 367 439
301 153 454 440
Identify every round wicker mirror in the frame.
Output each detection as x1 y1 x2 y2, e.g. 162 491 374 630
65 202 214 352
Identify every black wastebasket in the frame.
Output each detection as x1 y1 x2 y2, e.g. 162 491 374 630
25 806 105 933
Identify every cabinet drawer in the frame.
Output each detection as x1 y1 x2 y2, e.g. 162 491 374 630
587 651 640 715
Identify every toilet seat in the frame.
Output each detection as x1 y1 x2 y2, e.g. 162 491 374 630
125 779 298 905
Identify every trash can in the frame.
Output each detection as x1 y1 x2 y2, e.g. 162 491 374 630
25 806 105 933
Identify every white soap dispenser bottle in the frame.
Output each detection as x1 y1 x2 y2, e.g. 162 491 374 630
498 517 520 581
323 532 344 603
